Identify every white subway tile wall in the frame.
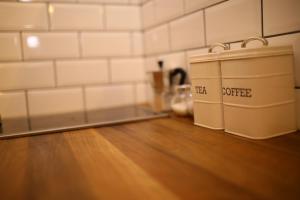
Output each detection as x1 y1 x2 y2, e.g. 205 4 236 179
0 0 145 133
0 33 22 61
141 0 300 129
0 61 55 91
1 0 300 133
132 32 144 56
170 11 205 50
184 0 224 13
56 59 109 86
85 84 135 110
111 58 145 82
80 32 131 57
264 0 300 36
205 0 261 44
136 82 148 103
0 92 29 133
49 4 104 30
0 2 48 30
142 1 155 28
28 88 85 130
144 24 170 54
22 32 80 60
155 0 184 23
105 5 141 30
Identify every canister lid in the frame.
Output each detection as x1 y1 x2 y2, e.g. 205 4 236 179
220 45 293 61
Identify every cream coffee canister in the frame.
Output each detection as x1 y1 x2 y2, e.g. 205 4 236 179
220 38 296 139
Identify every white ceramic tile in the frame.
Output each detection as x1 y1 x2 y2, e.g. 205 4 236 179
157 52 187 70
49 4 104 30
0 2 48 30
264 0 300 36
170 11 205 50
28 88 85 129
206 0 261 44
184 0 224 13
142 1 155 28
56 59 109 86
111 58 145 82
132 32 144 56
106 5 141 30
28 88 84 116
78 0 129 3
230 33 300 87
81 32 131 57
186 47 209 57
27 0 76 2
22 32 79 60
144 24 170 54
85 84 135 110
0 61 55 91
130 0 142 4
155 0 184 23
0 33 22 61
145 56 158 72
136 82 148 103
186 47 209 72
297 89 300 130
0 91 29 133
145 82 154 102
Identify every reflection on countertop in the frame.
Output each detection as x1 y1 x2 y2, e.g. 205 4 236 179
0 105 169 139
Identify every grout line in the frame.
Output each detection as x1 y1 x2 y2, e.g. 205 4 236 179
14 29 142 33
203 9 207 46
19 32 25 61
261 0 264 37
77 31 83 58
24 90 32 131
0 55 146 63
0 80 150 93
130 31 135 55
264 30 300 38
53 60 58 87
81 86 88 123
46 3 51 31
144 29 300 57
103 5 107 30
107 58 112 83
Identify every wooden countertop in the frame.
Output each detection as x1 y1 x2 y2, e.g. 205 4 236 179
0 116 300 200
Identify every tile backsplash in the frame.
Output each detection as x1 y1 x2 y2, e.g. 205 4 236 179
0 0 300 133
0 0 146 133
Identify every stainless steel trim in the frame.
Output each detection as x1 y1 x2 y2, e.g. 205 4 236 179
241 37 269 48
0 113 169 140
208 43 230 53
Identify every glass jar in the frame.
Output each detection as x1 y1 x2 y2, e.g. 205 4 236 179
171 84 193 116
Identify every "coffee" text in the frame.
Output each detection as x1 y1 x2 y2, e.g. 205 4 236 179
222 87 252 97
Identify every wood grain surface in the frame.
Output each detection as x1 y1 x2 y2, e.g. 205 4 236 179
0 116 300 200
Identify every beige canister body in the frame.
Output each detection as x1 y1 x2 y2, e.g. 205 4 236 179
190 57 224 129
221 46 297 139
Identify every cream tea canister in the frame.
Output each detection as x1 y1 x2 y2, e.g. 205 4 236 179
190 43 230 129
